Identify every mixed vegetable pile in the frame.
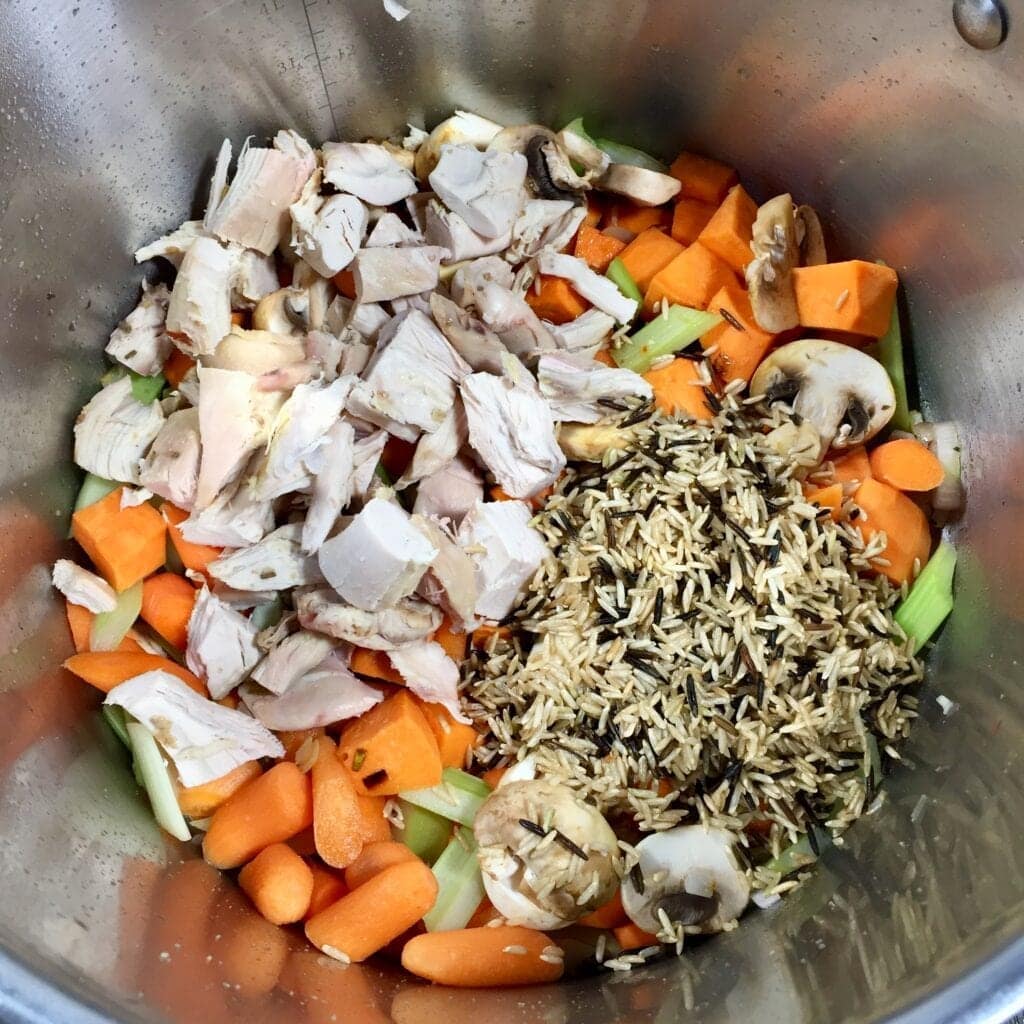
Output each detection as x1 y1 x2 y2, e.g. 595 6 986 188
53 111 960 988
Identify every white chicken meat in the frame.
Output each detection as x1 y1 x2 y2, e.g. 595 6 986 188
208 523 324 592
250 630 335 694
397 399 467 488
428 144 528 238
412 515 478 632
296 589 442 650
537 351 652 423
506 200 587 263
51 559 117 614
388 640 469 724
423 199 511 263
105 282 172 377
302 418 356 554
352 245 448 304
322 141 418 206
139 407 202 510
165 236 236 357
134 219 205 268
185 586 262 700
291 193 367 278
365 212 422 247
412 455 484 526
428 293 508 375
178 479 275 548
536 251 638 324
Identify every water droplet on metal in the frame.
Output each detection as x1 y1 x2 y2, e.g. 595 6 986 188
953 0 1007 49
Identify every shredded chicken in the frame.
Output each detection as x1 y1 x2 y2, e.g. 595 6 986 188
296 589 442 651
185 587 261 699
250 630 335 695
208 523 323 592
388 640 469 723
412 455 484 525
105 283 172 377
140 408 201 510
428 145 528 237
322 142 418 206
165 236 236 356
537 352 652 423
51 559 117 614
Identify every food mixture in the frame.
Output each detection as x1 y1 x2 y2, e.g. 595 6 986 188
51 111 961 987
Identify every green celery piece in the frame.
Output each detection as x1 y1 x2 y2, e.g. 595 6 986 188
561 117 598 146
595 137 667 173
606 258 643 306
613 305 722 374
423 827 485 932
250 595 284 633
130 371 166 404
102 705 132 750
399 767 491 828
73 473 120 513
764 826 832 877
100 365 128 387
125 721 191 841
895 541 957 654
90 579 143 652
870 267 911 432
393 799 451 864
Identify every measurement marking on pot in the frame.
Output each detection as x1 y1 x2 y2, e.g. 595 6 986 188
301 0 340 136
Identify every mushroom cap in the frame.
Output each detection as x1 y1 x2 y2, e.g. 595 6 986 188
746 194 800 332
596 164 681 207
751 339 896 451
558 420 638 461
621 825 750 935
488 125 589 202
473 779 621 930
414 111 504 181
253 287 305 336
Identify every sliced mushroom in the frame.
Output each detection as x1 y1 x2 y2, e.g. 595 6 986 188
746 194 800 332
253 277 332 335
474 779 621 930
487 126 590 203
558 128 611 178
414 110 504 181
253 287 307 336
596 163 681 207
762 419 823 471
621 826 750 936
796 204 827 266
558 420 638 462
751 339 895 450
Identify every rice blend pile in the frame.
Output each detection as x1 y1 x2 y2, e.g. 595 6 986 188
465 386 923 892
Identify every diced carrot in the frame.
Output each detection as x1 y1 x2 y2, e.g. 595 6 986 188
574 224 627 273
490 483 554 509
670 197 717 245
656 777 675 797
344 841 420 890
140 572 196 650
669 152 738 204
472 624 512 649
869 438 945 492
605 202 671 235
697 184 757 272
854 478 932 585
306 862 348 919
203 761 314 870
434 617 468 663
279 727 323 761
177 761 262 818
305 860 439 963
643 358 714 420
216 692 239 710
481 765 507 789
350 647 403 685
700 282 777 384
413 698 479 769
525 276 589 325
333 268 356 299
65 600 141 654
72 488 167 592
63 650 206 695
803 482 844 522
229 310 247 327
163 348 195 389
645 242 737 315
617 228 684 294
584 195 604 227
792 260 899 338
401 926 564 987
614 923 660 951
830 446 873 487
239 842 314 925
338 690 443 795
161 504 222 575
579 889 627 929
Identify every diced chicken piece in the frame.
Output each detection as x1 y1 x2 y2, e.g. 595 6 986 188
356 309 471 436
256 362 320 393
139 407 201 510
390 293 434 317
412 456 483 526
428 293 507 375
406 192 433 233
165 236 236 357
458 500 549 620
461 368 566 498
250 630 334 694
423 199 511 263
403 124 429 151
398 399 467 488
413 516 478 632
536 251 638 324
291 193 367 277
473 281 558 357
449 254 515 306
205 138 234 221
105 282 172 377
366 212 422 247
318 497 439 611
206 145 312 255
428 145 528 238
241 652 383 731
388 641 469 723
550 308 616 356
208 523 323 592
52 558 117 614
105 671 283 787
302 419 356 554
252 376 353 500
339 334 374 378
185 586 261 699
134 220 206 268
194 366 283 509
231 248 280 308
203 327 307 376
211 584 279 611
324 295 351 335
537 352 652 423
296 589 442 650
303 330 341 382
353 246 448 304
274 128 319 179
74 376 165 485
348 302 391 341
345 382 419 443
178 479 275 548
322 142 418 206
351 429 389 498
507 200 587 263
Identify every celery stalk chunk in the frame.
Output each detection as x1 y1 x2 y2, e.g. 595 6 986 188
870 272 912 432
605 257 643 306
423 827 485 932
895 541 957 654
393 799 451 864
613 305 722 373
90 579 143 652
399 767 492 828
126 721 191 841
73 473 121 513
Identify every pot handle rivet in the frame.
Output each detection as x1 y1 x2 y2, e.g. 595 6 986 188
953 0 1008 49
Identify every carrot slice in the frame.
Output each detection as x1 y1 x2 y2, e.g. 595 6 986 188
163 349 195 388
697 184 757 272
63 650 206 695
670 197 717 245
831 446 873 487
668 152 738 204
616 228 684 294
481 765 507 788
803 482 844 522
161 504 222 575
413 698 479 769
525 276 589 325
700 282 777 384
605 202 671 235
176 761 262 819
643 358 713 420
239 842 314 925
574 225 627 273
140 572 196 649
344 841 420 891
333 268 356 299
869 438 945 492
644 242 737 314
792 260 899 338
350 648 403 685
854 478 932 585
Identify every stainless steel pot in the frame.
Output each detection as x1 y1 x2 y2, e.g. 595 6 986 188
1 1 1023 1021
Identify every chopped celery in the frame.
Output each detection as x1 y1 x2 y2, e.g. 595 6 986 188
423 827 485 932
102 705 132 750
594 137 667 174
895 541 957 654
561 117 598 146
613 305 722 373
764 826 832 877
130 371 166 404
399 767 492 828
606 258 643 306
870 275 912 432
125 721 191 841
100 365 128 387
73 473 120 513
250 594 284 632
90 579 143 652
393 799 451 864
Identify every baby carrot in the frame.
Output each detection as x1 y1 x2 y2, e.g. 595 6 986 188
401 926 565 987
614 922 660 950
869 438 945 492
306 861 348 919
239 842 314 925
176 761 262 819
344 841 420 891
